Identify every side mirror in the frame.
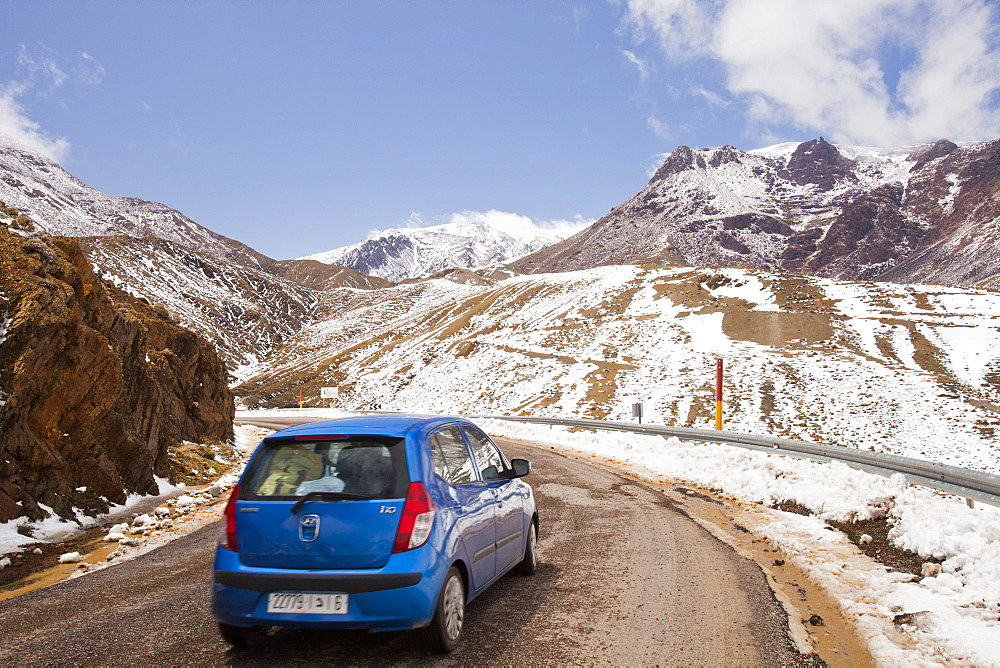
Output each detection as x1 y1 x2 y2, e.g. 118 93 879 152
510 458 531 478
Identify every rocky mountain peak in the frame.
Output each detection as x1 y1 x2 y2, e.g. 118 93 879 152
708 145 745 168
782 137 857 189
304 217 587 283
909 139 959 169
651 145 708 183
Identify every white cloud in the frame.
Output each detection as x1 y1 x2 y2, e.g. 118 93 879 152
621 50 651 80
0 84 69 161
646 114 674 140
623 0 715 57
448 209 594 234
692 85 728 107
0 47 106 162
394 210 594 236
17 45 68 91
78 52 106 86
625 0 1000 145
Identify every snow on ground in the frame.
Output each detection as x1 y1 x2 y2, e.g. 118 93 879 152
476 418 1000 667
0 475 181 557
250 266 1000 474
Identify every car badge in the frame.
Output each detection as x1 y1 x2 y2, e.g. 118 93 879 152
299 514 320 542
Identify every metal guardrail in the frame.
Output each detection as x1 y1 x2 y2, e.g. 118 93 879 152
478 415 1000 508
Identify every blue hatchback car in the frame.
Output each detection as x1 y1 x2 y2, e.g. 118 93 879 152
212 415 538 652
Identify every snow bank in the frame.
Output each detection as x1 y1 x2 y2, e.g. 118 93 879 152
480 419 1000 666
0 426 261 557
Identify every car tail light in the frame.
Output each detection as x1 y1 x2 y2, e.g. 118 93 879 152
220 485 240 551
392 482 435 553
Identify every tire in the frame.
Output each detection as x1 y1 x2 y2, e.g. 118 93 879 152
420 567 465 653
514 520 538 576
218 622 269 648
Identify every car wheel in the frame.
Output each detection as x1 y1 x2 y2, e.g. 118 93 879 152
514 521 537 576
218 622 269 648
420 566 465 653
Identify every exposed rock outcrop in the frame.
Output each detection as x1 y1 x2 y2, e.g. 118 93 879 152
0 211 234 523
267 258 391 291
780 137 857 189
79 235 323 370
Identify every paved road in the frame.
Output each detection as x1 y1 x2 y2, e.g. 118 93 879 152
0 433 813 665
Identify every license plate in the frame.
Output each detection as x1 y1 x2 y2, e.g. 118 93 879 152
266 592 349 615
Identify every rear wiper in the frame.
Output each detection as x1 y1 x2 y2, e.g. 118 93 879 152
291 491 373 514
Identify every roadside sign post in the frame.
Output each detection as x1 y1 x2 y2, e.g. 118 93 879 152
632 402 643 424
715 358 723 430
320 387 339 407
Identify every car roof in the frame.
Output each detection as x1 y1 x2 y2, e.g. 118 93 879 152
266 414 468 439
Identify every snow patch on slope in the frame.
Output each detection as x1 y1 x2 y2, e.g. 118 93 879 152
245 266 1000 474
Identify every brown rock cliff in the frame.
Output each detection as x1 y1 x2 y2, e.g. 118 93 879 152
0 211 234 523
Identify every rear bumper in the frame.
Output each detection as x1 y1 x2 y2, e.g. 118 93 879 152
211 548 442 632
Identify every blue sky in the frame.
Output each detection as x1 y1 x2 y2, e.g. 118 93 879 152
3 1 1000 260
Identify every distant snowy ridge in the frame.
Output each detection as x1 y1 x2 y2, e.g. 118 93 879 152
302 210 592 282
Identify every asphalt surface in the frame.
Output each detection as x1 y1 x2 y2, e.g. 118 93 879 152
0 437 815 666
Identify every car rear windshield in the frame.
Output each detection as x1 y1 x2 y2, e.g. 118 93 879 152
241 436 408 501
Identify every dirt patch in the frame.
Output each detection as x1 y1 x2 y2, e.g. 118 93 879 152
723 310 834 348
168 440 237 487
496 343 576 365
650 269 715 308
772 501 939 578
577 283 644 321
829 517 940 578
774 500 813 516
0 524 119 594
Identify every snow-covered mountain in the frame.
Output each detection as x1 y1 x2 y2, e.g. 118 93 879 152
0 137 270 270
0 137 387 370
302 214 589 282
513 138 1000 290
79 235 320 371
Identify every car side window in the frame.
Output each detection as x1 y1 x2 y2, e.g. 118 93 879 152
464 426 508 481
430 426 477 485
